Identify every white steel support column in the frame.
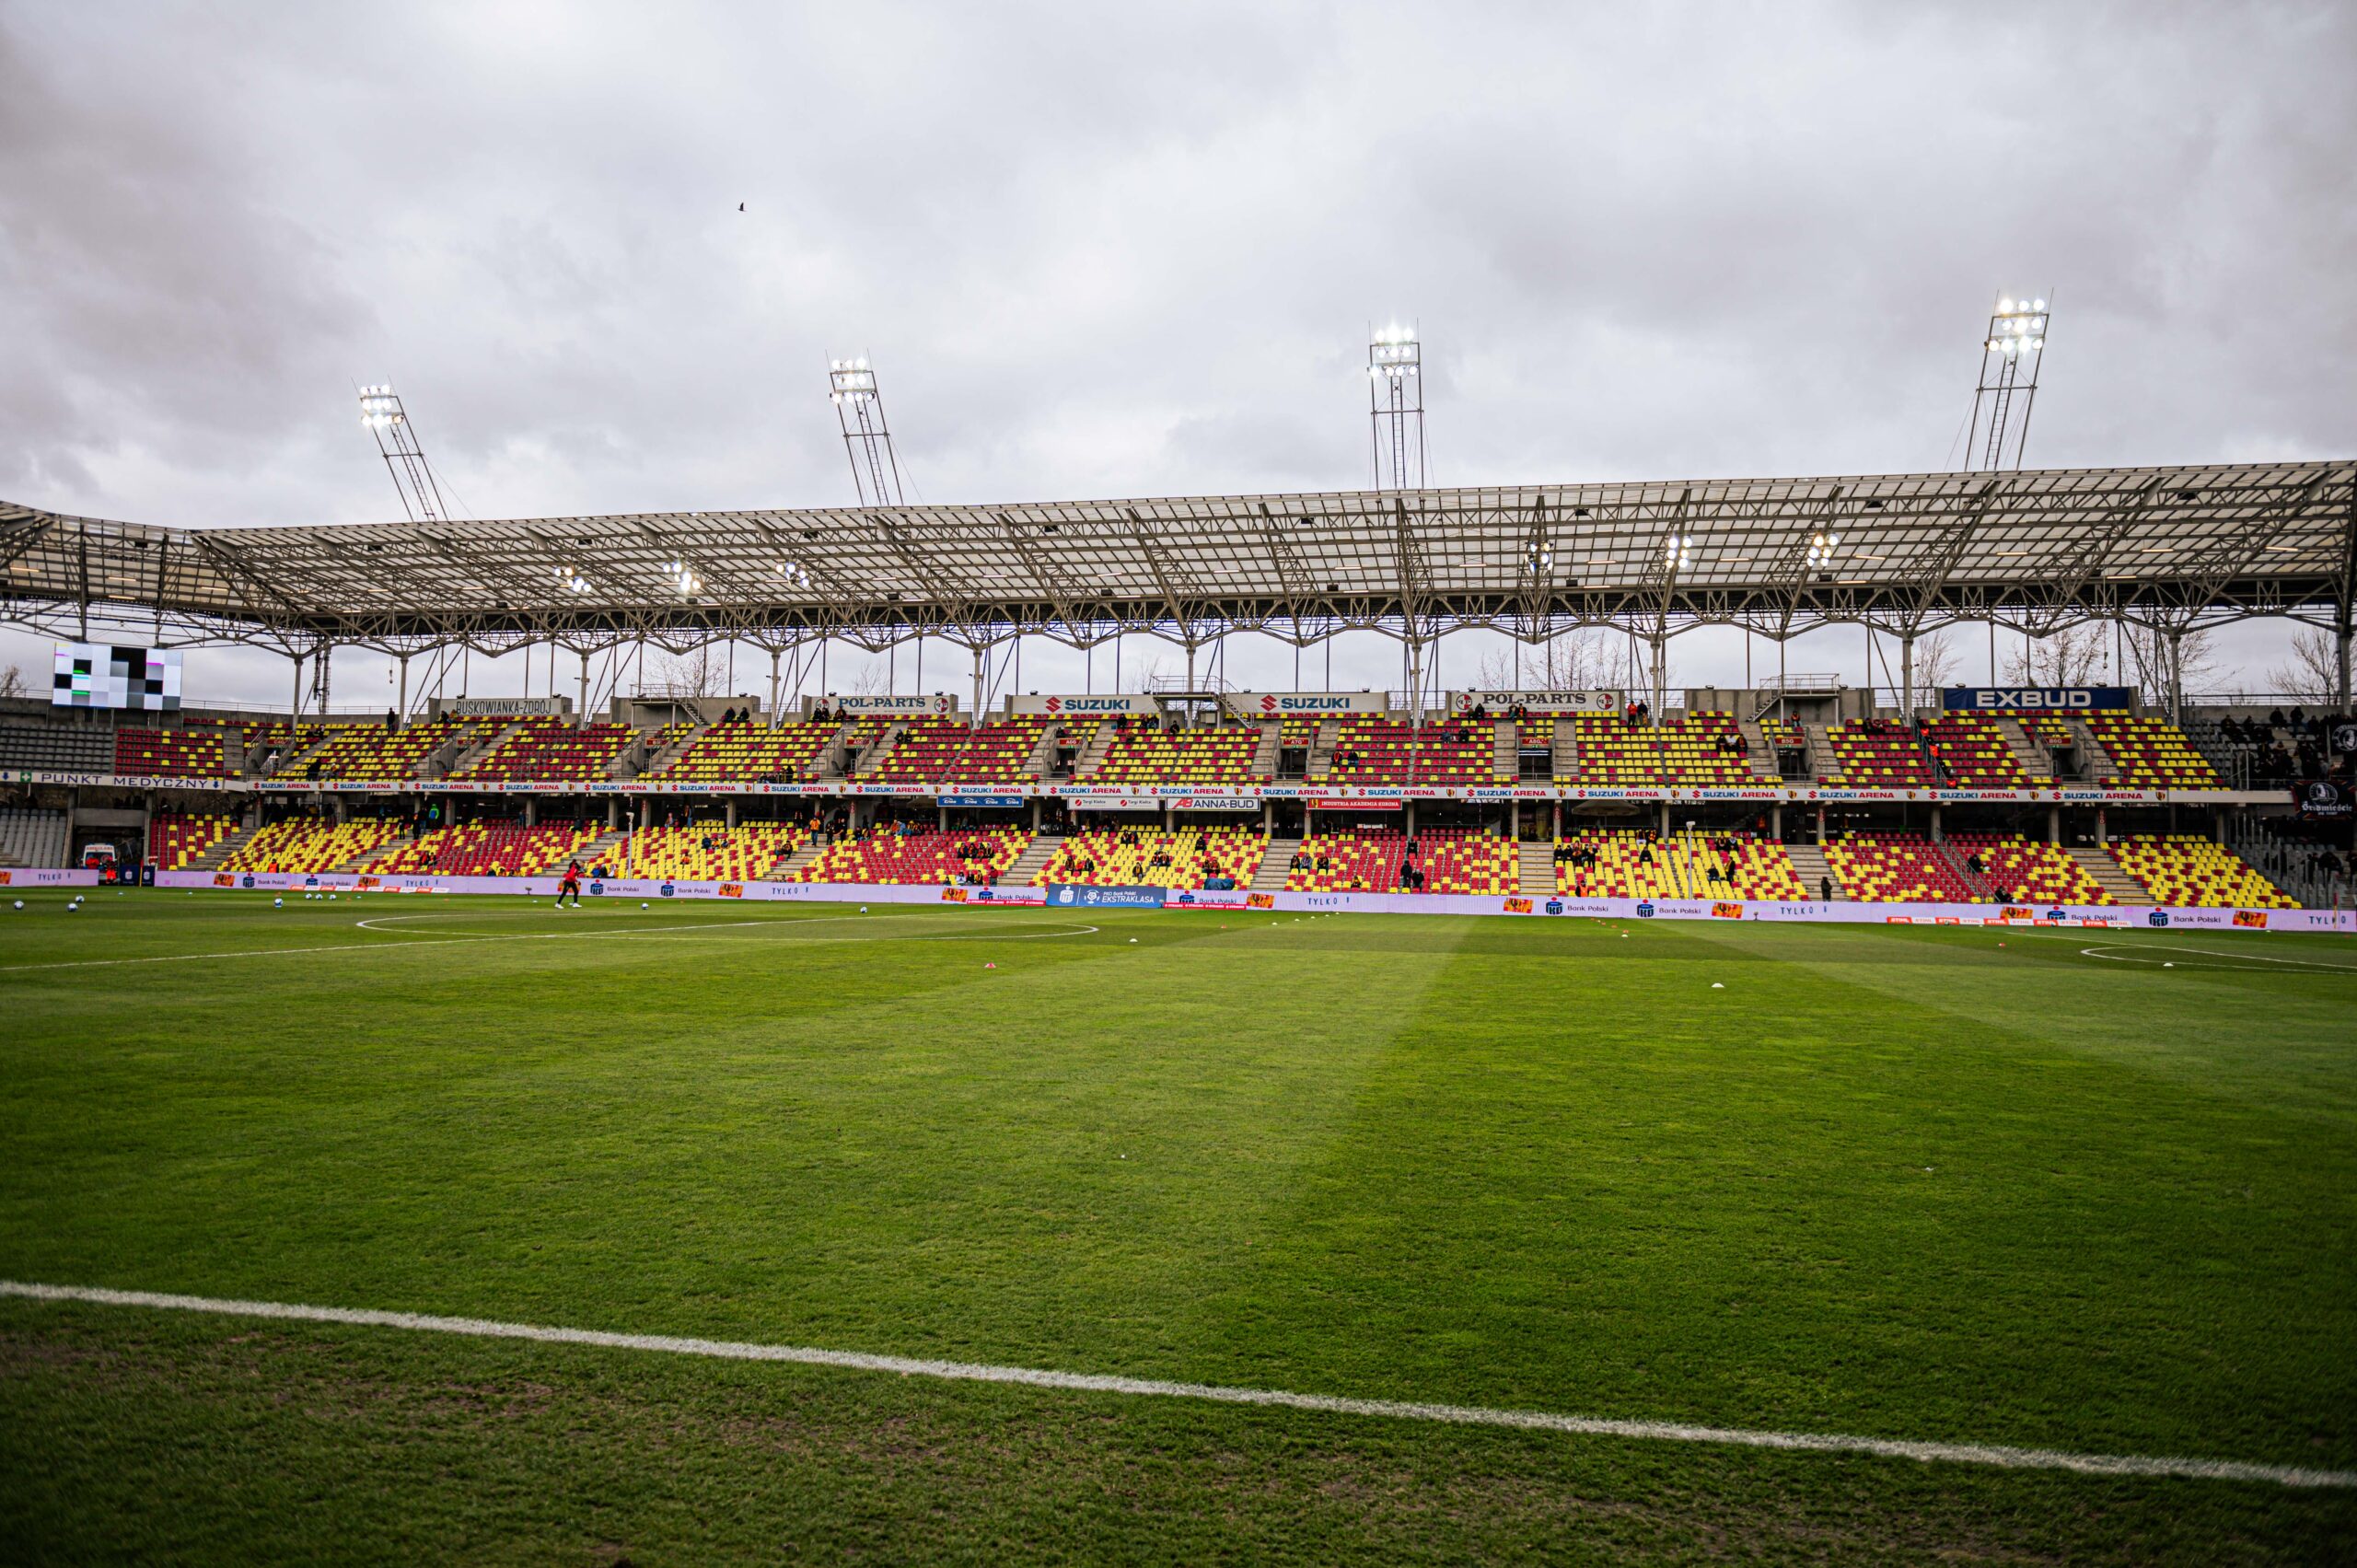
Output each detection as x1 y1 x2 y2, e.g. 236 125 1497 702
396 656 410 727
769 649 781 726
576 650 589 728
1900 634 1915 718
1930 804 1943 842
2049 805 2061 844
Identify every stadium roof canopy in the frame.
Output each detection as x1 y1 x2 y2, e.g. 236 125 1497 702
2 459 2351 659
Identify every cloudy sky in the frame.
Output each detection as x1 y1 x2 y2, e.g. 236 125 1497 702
2 2 2350 709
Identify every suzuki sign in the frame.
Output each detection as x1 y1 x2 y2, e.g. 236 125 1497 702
1233 691 1390 716
1010 693 1157 716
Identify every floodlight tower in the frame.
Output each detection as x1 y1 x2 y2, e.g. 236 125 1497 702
829 356 906 507
1966 295 2052 470
357 384 450 522
1368 324 1427 491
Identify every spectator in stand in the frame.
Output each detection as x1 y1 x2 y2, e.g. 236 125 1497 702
1819 875 1834 901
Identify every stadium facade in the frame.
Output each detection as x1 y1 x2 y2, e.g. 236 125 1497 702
0 462 2351 919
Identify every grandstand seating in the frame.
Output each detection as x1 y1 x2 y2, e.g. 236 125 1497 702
863 717 1038 784
792 826 1030 884
0 723 111 773
1403 828 1517 893
370 820 597 877
610 821 810 881
145 811 236 870
114 727 231 778
453 716 638 782
1316 719 1504 785
1567 712 1759 785
1822 831 1975 901
275 717 464 781
2019 713 2077 754
1820 721 1936 788
222 817 408 873
241 720 319 757
1551 829 1803 900
2084 714 2224 789
2107 834 2295 908
0 807 69 867
1283 828 1409 891
1921 713 2034 787
1091 722 1263 785
1944 832 2110 904
1034 823 1267 888
657 720 842 783
1279 827 1515 893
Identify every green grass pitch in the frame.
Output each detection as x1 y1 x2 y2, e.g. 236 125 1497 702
1 889 2352 1563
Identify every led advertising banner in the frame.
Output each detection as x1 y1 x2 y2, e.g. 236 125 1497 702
52 644 180 711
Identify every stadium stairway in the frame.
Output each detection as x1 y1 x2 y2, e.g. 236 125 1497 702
1249 839 1299 892
620 723 705 779
1305 721 1341 780
1250 722 1282 778
1785 842 1843 899
186 823 258 871
1016 726 1062 778
571 830 632 872
439 721 524 778
2062 717 2121 784
266 729 337 778
2068 847 2147 903
1933 840 1996 900
1516 840 1555 896
1492 722 1516 781
1551 724 1578 782
334 832 414 873
848 725 906 777
1003 835 1062 887
773 840 827 878
1802 726 1843 785
1070 723 1122 778
1991 717 2051 782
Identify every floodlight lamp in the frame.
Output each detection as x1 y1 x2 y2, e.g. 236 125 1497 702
2033 297 2046 310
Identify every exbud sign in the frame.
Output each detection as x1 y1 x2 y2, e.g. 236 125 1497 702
1234 691 1390 716
1942 687 2132 712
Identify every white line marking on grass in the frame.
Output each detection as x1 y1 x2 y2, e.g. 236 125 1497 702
0 911 1098 973
1 1280 2345 1490
2075 942 2357 974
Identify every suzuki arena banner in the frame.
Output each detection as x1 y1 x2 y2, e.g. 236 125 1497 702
1942 687 2133 713
1010 693 1157 717
811 694 959 716
1449 690 1616 714
1230 691 1391 717
148 870 2357 935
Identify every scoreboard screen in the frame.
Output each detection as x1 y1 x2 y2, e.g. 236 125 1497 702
52 643 181 712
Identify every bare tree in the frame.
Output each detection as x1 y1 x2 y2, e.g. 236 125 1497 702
1906 629 1964 710
844 657 892 697
2003 622 2107 687
2269 628 2344 705
2122 623 2220 711
657 645 724 698
0 665 25 701
1474 627 1628 693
